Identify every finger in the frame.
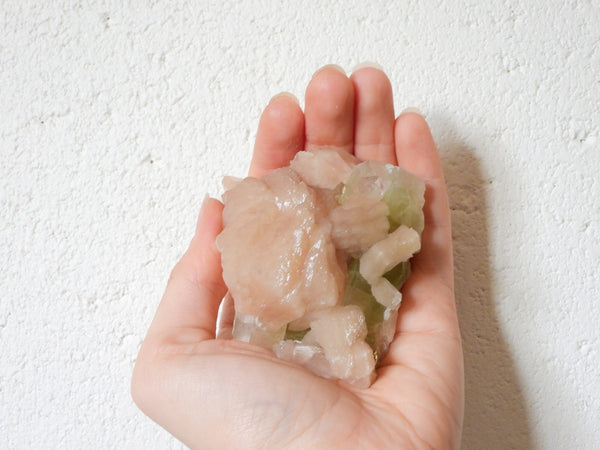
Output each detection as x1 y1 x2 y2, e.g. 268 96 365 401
249 93 305 178
144 197 228 346
350 64 396 164
395 112 453 287
305 65 355 153
215 292 234 339
371 113 462 432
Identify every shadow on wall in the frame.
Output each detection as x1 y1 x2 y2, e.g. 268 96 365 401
437 120 533 450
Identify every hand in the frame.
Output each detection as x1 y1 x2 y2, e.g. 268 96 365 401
132 64 464 449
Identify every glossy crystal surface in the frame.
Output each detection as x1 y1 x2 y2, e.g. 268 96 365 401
216 148 424 387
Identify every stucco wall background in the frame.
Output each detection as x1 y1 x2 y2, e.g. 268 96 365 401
1 1 598 448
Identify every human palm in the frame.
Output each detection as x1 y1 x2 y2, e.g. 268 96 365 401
132 64 464 449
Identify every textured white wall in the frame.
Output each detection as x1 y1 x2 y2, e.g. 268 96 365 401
1 1 598 448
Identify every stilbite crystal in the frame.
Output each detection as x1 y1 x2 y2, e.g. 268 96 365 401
216 148 425 387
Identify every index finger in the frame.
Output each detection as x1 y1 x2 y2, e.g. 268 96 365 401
248 93 305 178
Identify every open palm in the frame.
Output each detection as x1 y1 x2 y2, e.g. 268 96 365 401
132 65 464 449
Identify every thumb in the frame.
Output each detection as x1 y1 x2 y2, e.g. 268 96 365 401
144 196 227 348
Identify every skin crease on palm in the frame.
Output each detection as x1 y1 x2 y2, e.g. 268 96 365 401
131 64 464 449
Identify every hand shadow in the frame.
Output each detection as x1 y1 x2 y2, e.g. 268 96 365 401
431 114 533 449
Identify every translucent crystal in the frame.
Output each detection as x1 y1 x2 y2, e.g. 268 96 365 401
329 195 390 257
217 148 425 387
216 167 345 329
359 225 421 285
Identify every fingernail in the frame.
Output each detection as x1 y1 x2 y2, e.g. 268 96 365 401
269 92 299 105
199 193 211 217
351 61 384 73
201 193 211 208
312 64 346 78
400 107 422 115
196 194 212 233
